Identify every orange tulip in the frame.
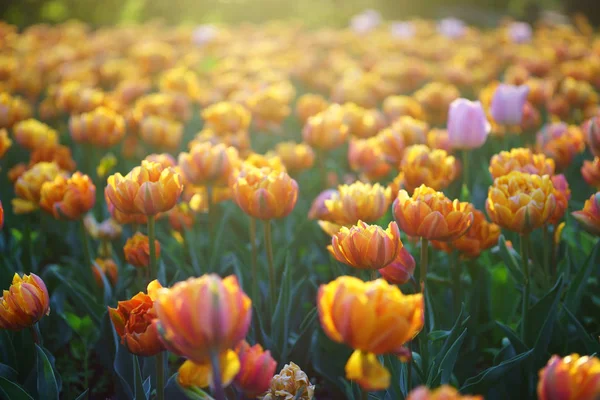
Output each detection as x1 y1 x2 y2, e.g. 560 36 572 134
536 122 585 171
328 221 402 270
538 354 600 400
39 172 96 220
178 143 240 185
302 104 349 150
124 232 160 268
389 116 429 147
432 206 501 258
154 274 252 364
400 145 459 193
378 247 416 285
232 168 298 220
30 144 77 172
190 128 251 154
108 280 165 356
582 157 600 190
177 351 241 389
0 92 32 129
572 192 600 236
583 116 600 158
201 101 251 135
323 182 391 226
489 148 555 180
342 104 386 139
383 95 425 121
13 162 65 214
106 191 148 225
393 185 473 241
318 276 423 390
92 258 118 288
348 137 392 181
486 171 556 233
7 163 27 183
549 174 571 225
105 160 183 216
13 118 58 151
261 362 315 400
0 128 12 159
69 106 126 148
247 85 292 128
139 115 183 150
415 81 460 124
426 128 452 152
234 341 277 397
0 273 50 330
144 153 177 169
407 385 483 400
167 202 195 232
377 127 406 164
274 141 315 172
185 185 232 214
296 93 329 124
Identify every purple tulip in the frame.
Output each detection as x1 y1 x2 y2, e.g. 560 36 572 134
490 84 530 126
508 22 532 44
390 21 416 39
437 18 466 39
447 98 491 150
350 9 381 34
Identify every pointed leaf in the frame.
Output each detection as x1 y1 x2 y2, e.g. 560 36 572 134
566 241 600 314
461 350 533 394
496 322 527 354
498 236 524 284
563 307 600 354
35 344 59 400
74 389 89 400
133 355 146 400
439 329 468 384
0 377 34 400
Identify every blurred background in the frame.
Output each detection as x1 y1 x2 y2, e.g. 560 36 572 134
2 0 599 28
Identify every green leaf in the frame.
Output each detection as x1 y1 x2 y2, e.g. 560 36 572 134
563 307 600 354
439 329 467 385
498 236 524 284
92 260 113 305
272 252 292 357
460 349 533 395
0 376 34 400
565 241 600 314
112 324 134 399
428 330 450 342
35 344 59 400
0 363 18 381
496 322 527 354
74 389 89 400
133 355 146 400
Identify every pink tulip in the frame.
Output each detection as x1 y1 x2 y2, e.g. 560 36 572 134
490 84 530 126
234 341 277 397
378 248 416 285
508 22 532 44
447 98 490 150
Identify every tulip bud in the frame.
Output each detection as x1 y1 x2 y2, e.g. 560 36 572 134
583 116 600 158
234 341 277 397
538 354 600 400
92 258 118 288
13 118 58 151
124 232 160 268
490 84 530 126
447 99 490 150
39 172 96 220
378 248 416 284
572 192 600 236
0 273 50 330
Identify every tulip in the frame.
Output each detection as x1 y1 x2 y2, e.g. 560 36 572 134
383 95 425 121
39 172 96 220
329 221 402 270
190 129 251 154
69 106 126 148
106 191 148 225
342 104 386 139
0 92 32 129
308 189 338 221
274 141 315 173
549 174 571 225
377 127 406 165
489 148 555 180
490 84 530 126
13 118 58 151
92 258 118 288
572 192 600 236
30 144 76 172
8 163 27 183
261 362 315 400
167 203 195 232
145 153 177 169
400 145 459 193
447 99 490 150
538 354 600 400
427 129 451 152
231 168 298 221
179 143 240 186
13 162 65 215
583 116 600 158
108 280 165 356
0 201 3 230
139 115 183 150
105 160 183 216
158 66 202 100
378 248 416 285
177 351 241 389
201 101 251 135
0 273 50 331
348 137 392 181
407 385 483 400
124 232 160 268
536 123 585 171
318 276 423 390
391 21 416 39
154 274 251 363
393 185 473 241
437 18 466 39
323 182 391 226
302 105 349 150
414 83 461 125
508 22 532 43
0 128 12 159
234 341 277 397
390 116 429 147
247 85 292 129
243 153 286 173
486 171 556 234
582 158 600 190
296 93 329 124
350 9 381 34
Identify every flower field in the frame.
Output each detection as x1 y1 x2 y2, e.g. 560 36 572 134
1 12 600 400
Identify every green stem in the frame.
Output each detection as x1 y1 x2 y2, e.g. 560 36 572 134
264 220 276 308
542 225 550 285
29 323 40 345
406 346 412 394
209 350 226 400
361 389 369 400
80 218 94 287
451 252 462 316
420 238 429 293
156 352 165 400
24 216 34 273
462 149 470 193
317 150 327 189
520 234 530 343
370 269 378 280
250 217 259 303
147 215 158 282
